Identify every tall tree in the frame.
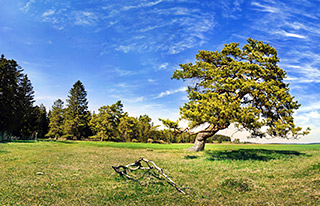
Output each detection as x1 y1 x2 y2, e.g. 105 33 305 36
47 99 64 139
172 38 310 151
0 54 35 138
64 80 90 140
18 74 36 138
31 104 49 139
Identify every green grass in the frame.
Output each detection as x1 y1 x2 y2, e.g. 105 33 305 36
1 141 320 205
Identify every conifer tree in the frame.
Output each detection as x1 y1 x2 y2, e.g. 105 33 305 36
0 54 35 138
64 80 90 140
47 99 64 139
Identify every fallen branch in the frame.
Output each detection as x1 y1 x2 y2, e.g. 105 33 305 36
112 157 186 194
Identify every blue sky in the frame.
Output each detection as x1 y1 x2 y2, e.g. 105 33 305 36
1 0 320 143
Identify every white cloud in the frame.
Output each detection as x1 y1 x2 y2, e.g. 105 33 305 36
124 96 146 103
282 63 320 81
299 102 320 112
73 11 98 26
274 30 307 39
158 62 169 70
21 0 35 12
307 111 320 119
42 9 55 17
113 68 136 77
251 2 279 13
155 86 187 98
123 0 164 11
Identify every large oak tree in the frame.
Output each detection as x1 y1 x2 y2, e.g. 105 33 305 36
173 38 310 151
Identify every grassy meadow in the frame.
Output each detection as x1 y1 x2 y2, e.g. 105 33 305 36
1 141 320 205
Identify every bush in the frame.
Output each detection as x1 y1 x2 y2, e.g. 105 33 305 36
147 138 154 143
60 134 73 140
233 138 241 144
152 139 168 144
131 139 139 143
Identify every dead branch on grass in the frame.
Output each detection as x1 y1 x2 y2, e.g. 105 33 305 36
112 157 186 194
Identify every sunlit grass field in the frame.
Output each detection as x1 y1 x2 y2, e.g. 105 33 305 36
1 141 320 205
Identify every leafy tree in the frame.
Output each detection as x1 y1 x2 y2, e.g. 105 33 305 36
159 118 181 143
64 80 90 140
212 134 231 142
31 104 49 139
89 101 124 141
47 99 64 139
159 118 180 131
0 54 35 138
118 115 138 142
172 38 310 151
136 115 153 142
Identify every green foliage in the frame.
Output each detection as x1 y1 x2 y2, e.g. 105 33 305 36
0 54 47 139
89 101 124 141
136 115 153 143
47 99 64 139
64 80 91 140
233 138 241 144
159 118 180 131
118 115 138 142
208 134 231 143
32 104 49 138
172 38 310 139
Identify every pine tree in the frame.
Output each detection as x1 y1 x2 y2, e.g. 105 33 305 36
47 99 64 139
173 38 310 151
0 54 35 138
64 80 90 140
18 74 36 138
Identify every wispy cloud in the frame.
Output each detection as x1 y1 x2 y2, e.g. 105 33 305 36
251 2 279 13
113 68 137 77
21 0 35 12
42 9 55 17
73 11 98 26
123 96 146 103
298 101 320 112
155 86 187 99
147 79 156 83
20 1 216 55
158 62 169 70
273 30 307 39
123 0 164 11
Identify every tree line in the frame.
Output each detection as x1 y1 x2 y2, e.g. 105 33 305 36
0 54 230 143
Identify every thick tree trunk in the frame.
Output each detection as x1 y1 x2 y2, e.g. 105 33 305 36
187 129 218 152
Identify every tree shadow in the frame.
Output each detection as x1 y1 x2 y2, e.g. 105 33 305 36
184 155 199 160
0 140 38 144
206 149 306 161
56 141 77 144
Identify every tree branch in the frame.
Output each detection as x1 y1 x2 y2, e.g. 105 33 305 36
112 157 186 194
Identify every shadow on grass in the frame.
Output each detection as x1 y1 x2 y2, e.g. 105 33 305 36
206 149 306 161
0 140 38 144
184 155 199 160
55 141 77 144
0 150 10 154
